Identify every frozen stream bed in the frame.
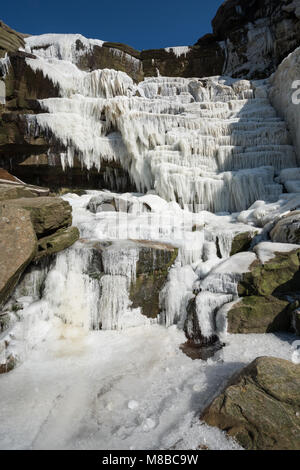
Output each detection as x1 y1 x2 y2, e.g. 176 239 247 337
0 319 296 450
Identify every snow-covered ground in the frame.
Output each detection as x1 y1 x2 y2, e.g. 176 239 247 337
0 317 296 450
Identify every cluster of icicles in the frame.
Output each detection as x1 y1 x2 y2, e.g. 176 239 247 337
23 34 297 213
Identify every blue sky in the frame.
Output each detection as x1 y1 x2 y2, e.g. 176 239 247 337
2 0 224 50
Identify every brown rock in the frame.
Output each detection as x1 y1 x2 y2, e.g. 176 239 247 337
0 205 37 306
201 356 300 450
4 197 72 236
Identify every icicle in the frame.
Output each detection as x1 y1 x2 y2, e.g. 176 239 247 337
0 53 11 78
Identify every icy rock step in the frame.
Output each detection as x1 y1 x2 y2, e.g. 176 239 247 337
154 166 282 213
277 168 300 194
35 239 179 330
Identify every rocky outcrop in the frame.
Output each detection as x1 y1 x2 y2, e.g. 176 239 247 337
225 295 291 334
0 20 25 58
0 39 135 191
83 42 143 83
130 241 178 318
292 308 300 335
0 179 79 307
0 168 50 200
0 183 39 200
85 239 178 319
4 196 72 236
0 205 37 306
221 243 300 334
212 0 300 79
136 0 300 80
141 36 224 79
201 356 300 450
270 211 300 244
269 46 300 164
35 226 80 260
230 230 258 256
239 243 300 297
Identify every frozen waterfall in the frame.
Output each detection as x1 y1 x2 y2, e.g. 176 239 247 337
23 34 297 212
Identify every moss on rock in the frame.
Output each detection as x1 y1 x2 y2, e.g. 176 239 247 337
238 248 300 298
227 295 290 334
130 242 178 318
201 356 300 450
230 231 257 256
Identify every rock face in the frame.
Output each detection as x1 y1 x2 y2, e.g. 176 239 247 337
0 168 50 200
292 308 300 334
89 240 178 320
269 46 300 164
271 211 300 244
223 243 300 334
130 241 178 318
184 297 220 347
4 197 72 236
225 295 291 334
25 35 143 83
212 0 300 79
141 37 224 79
35 226 80 260
137 0 300 80
201 356 300 450
0 205 37 306
0 189 79 307
0 20 25 57
230 230 258 256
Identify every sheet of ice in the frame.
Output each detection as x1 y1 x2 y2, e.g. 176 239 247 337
254 241 300 264
215 299 241 335
195 292 233 339
208 252 257 275
159 264 198 327
238 193 300 227
0 320 296 450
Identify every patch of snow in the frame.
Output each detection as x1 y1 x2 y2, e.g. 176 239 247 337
164 46 191 58
254 241 300 264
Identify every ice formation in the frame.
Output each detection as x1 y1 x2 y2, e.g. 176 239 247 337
25 34 106 63
0 53 10 78
222 21 274 78
164 46 191 57
23 34 297 212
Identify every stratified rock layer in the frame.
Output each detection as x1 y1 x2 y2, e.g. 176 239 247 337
5 196 72 236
